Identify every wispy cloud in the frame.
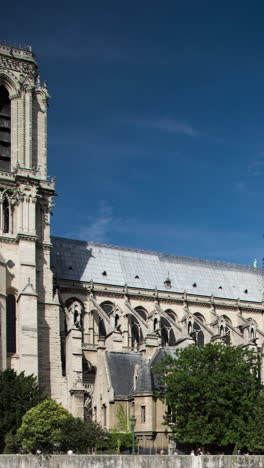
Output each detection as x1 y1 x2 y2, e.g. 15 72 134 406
62 212 262 265
67 201 113 242
131 117 199 137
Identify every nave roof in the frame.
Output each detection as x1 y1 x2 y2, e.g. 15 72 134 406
51 236 263 302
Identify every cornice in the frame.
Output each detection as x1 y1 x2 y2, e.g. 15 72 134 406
56 279 264 313
0 235 16 244
16 233 37 242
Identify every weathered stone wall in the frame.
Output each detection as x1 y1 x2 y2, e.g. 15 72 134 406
1 455 264 468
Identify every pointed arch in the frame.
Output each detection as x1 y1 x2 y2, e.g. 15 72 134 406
164 309 177 322
128 315 143 350
0 85 11 171
160 316 176 346
187 313 205 345
247 318 257 340
219 315 231 345
64 297 84 331
0 72 19 97
100 301 114 316
2 195 9 233
134 306 147 321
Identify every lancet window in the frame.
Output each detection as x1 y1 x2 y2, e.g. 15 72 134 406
64 297 84 331
193 313 205 345
0 86 11 172
6 294 16 353
188 313 205 345
3 195 10 233
129 316 143 350
161 316 176 346
219 315 231 345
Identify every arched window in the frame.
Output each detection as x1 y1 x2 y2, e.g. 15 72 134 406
100 301 114 316
193 321 204 345
161 317 176 346
219 316 231 345
64 297 84 331
164 309 177 322
188 314 205 345
135 306 147 321
129 316 142 349
3 196 9 233
6 294 16 353
0 86 11 172
82 357 96 384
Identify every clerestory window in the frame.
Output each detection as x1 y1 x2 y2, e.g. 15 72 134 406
0 86 11 172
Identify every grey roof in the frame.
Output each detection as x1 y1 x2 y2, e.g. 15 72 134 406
51 236 264 302
106 352 142 397
150 347 179 391
134 363 154 394
150 347 178 367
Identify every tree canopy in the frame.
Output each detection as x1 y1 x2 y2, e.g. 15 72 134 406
155 343 263 453
0 369 44 452
16 399 106 453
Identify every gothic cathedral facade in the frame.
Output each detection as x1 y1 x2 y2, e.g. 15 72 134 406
1 44 264 451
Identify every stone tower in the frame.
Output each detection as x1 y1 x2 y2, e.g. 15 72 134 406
0 44 64 399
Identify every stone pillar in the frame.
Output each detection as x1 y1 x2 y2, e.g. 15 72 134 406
17 283 38 376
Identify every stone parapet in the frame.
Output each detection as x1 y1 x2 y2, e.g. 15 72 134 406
0 455 263 468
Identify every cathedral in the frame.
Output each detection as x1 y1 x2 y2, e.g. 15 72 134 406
0 43 264 452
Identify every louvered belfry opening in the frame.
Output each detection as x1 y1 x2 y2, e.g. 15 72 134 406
0 86 11 172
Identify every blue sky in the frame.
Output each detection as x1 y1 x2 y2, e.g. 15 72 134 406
3 1 264 265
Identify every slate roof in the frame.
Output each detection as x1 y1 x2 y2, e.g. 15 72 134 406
150 347 179 391
106 348 179 397
51 236 264 302
106 352 142 397
134 362 154 394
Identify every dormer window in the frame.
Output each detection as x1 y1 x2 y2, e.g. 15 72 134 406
0 86 11 172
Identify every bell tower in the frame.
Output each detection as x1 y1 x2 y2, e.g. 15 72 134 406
0 44 57 380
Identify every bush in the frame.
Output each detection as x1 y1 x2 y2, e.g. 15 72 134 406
16 399 107 453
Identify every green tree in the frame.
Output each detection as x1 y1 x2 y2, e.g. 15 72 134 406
0 369 44 453
61 417 107 453
109 404 132 454
244 393 264 453
155 343 262 453
16 399 106 453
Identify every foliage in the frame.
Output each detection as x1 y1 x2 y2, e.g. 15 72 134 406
0 369 45 453
154 343 262 452
244 393 264 453
115 404 130 432
16 399 106 453
106 404 132 453
16 399 71 452
109 432 132 454
97 431 132 454
60 417 107 453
